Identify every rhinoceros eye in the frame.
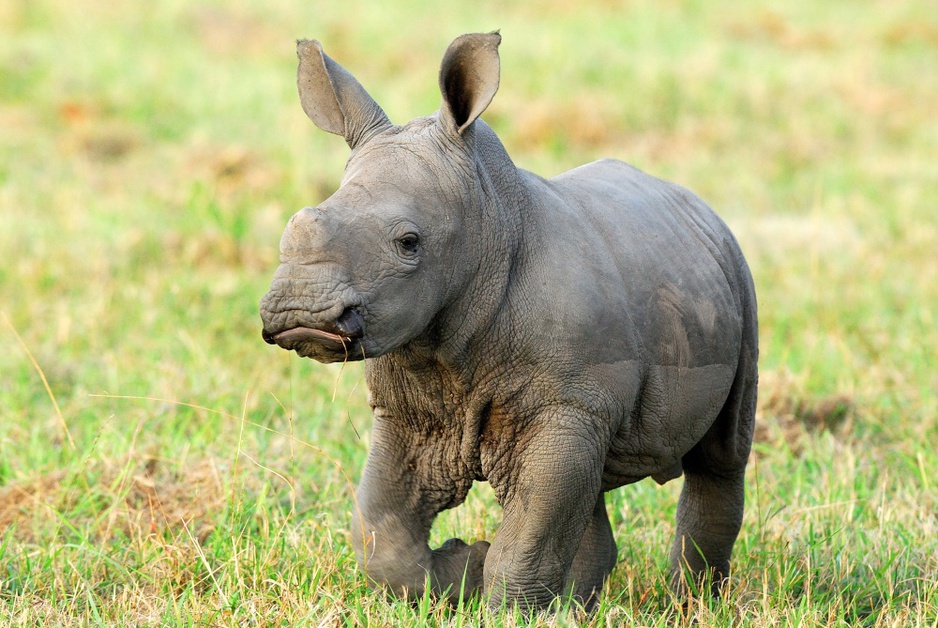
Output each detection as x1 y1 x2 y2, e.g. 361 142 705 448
397 234 420 255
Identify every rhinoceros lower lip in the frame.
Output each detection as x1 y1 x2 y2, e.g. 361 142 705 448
271 327 353 349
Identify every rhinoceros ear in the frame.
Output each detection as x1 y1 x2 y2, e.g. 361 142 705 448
438 32 501 135
296 39 392 149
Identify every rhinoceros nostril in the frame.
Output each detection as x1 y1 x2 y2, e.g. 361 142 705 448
335 307 365 339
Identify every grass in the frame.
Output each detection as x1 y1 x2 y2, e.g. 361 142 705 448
1 0 936 625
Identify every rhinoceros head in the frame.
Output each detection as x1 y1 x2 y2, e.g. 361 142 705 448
260 33 502 362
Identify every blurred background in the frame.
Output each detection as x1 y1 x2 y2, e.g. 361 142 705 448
1 0 935 624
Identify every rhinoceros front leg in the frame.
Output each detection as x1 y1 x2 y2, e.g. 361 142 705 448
566 494 618 609
351 413 488 602
483 421 607 611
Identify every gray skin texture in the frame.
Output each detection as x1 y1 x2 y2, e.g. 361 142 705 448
260 32 758 612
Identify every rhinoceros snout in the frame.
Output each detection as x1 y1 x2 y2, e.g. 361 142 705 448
334 306 365 339
261 305 364 343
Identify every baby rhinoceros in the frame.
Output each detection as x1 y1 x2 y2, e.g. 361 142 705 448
260 32 758 612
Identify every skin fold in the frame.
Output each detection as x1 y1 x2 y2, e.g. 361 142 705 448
260 32 758 612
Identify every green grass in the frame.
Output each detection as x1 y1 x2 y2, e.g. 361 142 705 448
2 0 936 625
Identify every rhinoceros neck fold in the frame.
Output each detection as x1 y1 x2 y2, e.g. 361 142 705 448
416 122 529 372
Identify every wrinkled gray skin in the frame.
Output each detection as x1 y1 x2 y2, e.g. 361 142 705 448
260 32 758 612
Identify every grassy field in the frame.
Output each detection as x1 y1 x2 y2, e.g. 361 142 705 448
2 0 936 625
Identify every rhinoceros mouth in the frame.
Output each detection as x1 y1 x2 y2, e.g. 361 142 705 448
269 327 365 362
262 307 366 361
271 326 350 348
267 326 366 361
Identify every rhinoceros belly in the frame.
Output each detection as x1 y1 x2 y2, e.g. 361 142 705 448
601 362 735 489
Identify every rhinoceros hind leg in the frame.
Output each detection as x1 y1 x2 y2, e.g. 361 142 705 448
668 468 745 597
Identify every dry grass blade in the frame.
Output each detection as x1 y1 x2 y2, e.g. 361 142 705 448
3 312 75 450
